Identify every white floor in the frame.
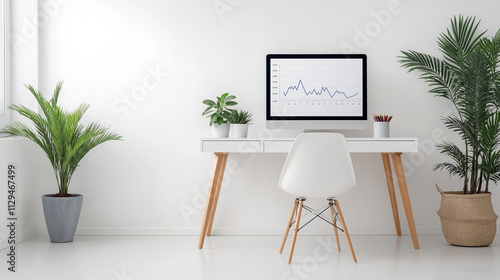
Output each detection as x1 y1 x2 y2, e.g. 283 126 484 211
1 234 499 279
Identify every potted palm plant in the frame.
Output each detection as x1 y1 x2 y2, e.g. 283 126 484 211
202 93 237 138
399 15 500 246
227 109 253 138
0 81 122 242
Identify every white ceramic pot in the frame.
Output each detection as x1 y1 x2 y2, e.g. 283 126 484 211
373 122 390 138
211 123 230 138
231 124 249 138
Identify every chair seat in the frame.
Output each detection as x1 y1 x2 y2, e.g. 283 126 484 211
278 133 356 199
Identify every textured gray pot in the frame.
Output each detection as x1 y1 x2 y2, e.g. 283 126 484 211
42 194 83 243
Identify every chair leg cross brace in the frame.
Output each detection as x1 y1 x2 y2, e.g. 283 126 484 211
280 198 357 263
289 203 342 232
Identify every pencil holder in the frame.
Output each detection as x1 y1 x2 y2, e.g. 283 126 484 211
374 122 390 138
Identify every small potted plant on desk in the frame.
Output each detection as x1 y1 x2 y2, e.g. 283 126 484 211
0 81 123 243
202 93 237 138
399 15 500 246
227 109 253 138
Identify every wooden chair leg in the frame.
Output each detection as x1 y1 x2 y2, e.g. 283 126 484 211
288 199 304 263
328 200 341 252
334 200 357 263
280 199 298 253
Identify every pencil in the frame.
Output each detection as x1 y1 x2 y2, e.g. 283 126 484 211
373 114 393 122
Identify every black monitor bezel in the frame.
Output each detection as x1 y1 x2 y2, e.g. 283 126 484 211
266 54 367 121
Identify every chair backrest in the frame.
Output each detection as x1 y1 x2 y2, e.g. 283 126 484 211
278 133 356 199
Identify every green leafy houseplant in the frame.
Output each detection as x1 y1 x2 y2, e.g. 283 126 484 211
201 93 237 126
399 15 500 195
399 16 500 246
0 82 123 197
226 109 253 124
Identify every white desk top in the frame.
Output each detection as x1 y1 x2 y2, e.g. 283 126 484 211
201 138 418 153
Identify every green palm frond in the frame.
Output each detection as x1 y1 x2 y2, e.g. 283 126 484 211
0 82 122 196
399 51 459 101
399 15 500 194
437 16 485 69
434 141 468 179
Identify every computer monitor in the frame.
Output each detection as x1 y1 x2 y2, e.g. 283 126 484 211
266 54 367 131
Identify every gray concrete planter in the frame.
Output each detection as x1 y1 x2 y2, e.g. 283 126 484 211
41 194 83 243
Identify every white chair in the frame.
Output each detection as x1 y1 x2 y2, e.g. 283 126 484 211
278 133 357 263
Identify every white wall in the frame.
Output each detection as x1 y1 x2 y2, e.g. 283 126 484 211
0 139 41 250
19 0 500 237
0 0 40 250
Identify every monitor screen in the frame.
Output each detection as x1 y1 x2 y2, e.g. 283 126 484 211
266 54 367 130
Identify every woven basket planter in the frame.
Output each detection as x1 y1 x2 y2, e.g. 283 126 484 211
437 186 498 246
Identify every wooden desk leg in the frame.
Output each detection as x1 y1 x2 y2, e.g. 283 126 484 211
390 153 420 249
206 153 228 236
381 153 402 236
198 153 229 249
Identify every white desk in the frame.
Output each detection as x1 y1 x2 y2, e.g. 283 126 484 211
198 138 420 249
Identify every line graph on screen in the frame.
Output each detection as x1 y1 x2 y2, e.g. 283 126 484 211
275 62 363 106
267 54 367 121
282 79 360 100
